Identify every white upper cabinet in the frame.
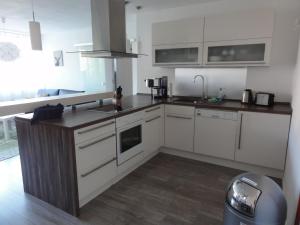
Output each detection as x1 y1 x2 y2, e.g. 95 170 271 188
152 17 204 66
203 9 274 66
153 17 204 46
204 9 274 42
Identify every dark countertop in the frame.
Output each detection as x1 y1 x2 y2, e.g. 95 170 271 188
15 95 292 130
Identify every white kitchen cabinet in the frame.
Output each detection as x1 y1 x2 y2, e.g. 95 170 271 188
143 106 164 157
235 111 290 170
165 105 195 152
203 38 272 66
152 17 204 66
74 121 117 206
194 109 238 160
204 9 274 42
153 43 203 66
153 17 204 46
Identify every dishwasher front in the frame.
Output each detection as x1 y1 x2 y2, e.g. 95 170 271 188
194 109 238 160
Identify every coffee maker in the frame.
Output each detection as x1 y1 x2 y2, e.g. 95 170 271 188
145 76 168 99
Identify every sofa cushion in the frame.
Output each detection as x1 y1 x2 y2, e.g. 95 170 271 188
58 89 85 96
37 89 59 97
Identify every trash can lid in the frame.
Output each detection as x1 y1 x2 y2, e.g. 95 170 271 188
227 177 261 217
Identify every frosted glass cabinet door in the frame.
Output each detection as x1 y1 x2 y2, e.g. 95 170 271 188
204 38 272 66
153 44 203 66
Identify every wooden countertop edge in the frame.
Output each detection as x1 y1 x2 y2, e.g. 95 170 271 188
15 101 292 130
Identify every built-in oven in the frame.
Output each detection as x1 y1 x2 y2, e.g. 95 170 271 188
116 119 143 165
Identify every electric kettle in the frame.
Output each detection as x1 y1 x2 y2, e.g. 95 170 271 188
241 89 253 104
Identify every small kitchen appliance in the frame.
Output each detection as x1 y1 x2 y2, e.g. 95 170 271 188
223 173 287 225
241 89 253 104
255 92 275 106
145 76 168 99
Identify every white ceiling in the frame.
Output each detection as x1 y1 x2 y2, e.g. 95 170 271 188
0 0 299 33
0 0 219 32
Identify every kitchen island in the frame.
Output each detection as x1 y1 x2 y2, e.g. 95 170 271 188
15 95 292 216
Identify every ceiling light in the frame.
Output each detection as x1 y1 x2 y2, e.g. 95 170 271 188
29 0 42 51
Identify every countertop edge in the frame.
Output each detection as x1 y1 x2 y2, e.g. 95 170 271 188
15 98 292 130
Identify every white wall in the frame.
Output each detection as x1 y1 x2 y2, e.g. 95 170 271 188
283 33 300 225
136 0 300 102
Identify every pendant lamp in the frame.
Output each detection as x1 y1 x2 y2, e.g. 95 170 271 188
29 0 42 50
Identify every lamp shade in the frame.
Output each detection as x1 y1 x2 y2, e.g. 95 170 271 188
29 21 42 50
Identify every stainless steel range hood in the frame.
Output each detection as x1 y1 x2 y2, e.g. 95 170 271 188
70 0 143 59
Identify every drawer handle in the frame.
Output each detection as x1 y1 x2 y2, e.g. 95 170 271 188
79 134 116 150
167 115 192 120
81 157 116 178
238 113 243 150
78 121 115 135
145 107 161 113
146 116 161 123
211 115 220 119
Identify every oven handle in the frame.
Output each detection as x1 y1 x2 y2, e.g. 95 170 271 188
79 134 116 150
81 157 116 178
78 121 115 135
146 116 161 123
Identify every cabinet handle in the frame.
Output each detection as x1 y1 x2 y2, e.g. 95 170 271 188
238 113 243 150
146 116 161 123
78 121 115 135
167 115 192 120
145 107 161 113
81 157 116 178
79 134 116 150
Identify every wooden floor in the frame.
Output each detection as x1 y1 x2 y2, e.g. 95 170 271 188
0 153 245 225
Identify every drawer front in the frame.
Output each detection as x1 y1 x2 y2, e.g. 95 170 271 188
144 105 163 119
76 131 116 175
165 105 195 116
116 111 144 128
74 119 115 144
77 159 117 204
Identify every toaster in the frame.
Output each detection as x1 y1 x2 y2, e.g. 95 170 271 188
255 92 275 106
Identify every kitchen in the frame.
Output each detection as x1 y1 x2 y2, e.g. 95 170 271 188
0 0 300 225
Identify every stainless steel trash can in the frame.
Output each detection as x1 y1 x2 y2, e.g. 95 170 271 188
223 173 287 225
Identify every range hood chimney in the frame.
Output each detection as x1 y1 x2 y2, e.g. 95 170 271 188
80 0 141 58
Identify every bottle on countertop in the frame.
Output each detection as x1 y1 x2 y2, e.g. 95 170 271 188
217 88 225 101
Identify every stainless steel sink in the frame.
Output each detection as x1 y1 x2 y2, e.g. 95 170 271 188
172 97 204 105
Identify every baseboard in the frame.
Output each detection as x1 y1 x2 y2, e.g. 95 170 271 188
160 147 284 178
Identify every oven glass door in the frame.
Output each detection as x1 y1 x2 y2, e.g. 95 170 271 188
117 121 143 165
120 125 142 153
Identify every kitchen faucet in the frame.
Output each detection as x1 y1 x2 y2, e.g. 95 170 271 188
193 75 207 101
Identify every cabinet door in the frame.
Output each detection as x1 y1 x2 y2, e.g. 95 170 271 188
153 43 203 66
204 9 274 42
153 17 204 46
165 113 195 152
236 112 290 170
144 115 163 157
203 38 272 66
194 112 238 160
